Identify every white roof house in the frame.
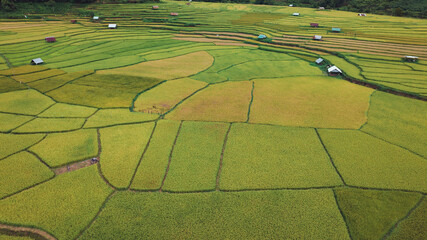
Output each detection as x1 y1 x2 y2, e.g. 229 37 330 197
404 56 419 62
405 56 418 59
93 16 99 20
293 13 300 16
31 58 44 65
328 66 342 74
289 4 293 7
108 24 117 29
315 58 324 64
313 35 322 40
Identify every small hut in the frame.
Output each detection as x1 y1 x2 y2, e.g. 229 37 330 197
292 13 300 16
258 34 267 40
108 24 117 29
310 23 319 27
152 6 159 10
170 12 179 16
358 13 367 16
331 27 341 32
319 7 325 10
70 20 77 24
313 35 322 41
30 58 44 65
404 56 419 62
93 16 99 21
315 58 324 65
45 36 56 43
289 4 293 7
186 2 191 5
328 66 342 76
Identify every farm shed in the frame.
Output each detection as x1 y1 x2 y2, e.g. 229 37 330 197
70 20 77 24
310 23 319 27
315 58 324 64
258 34 267 39
293 13 300 16
313 35 322 41
45 36 56 43
358 13 367 16
289 4 293 7
108 24 117 29
331 27 341 32
404 56 418 62
152 6 159 10
93 16 99 20
170 12 179 16
319 7 325 10
328 66 342 76
30 58 44 65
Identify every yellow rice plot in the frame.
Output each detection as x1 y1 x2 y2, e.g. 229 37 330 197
249 77 374 129
98 51 214 80
165 81 252 122
133 78 207 114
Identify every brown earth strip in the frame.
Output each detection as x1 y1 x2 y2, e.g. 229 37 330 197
52 158 99 175
0 223 56 240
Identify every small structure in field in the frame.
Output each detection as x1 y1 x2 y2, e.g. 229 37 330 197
328 66 342 76
152 6 159 10
45 36 56 43
358 13 367 16
313 35 322 41
93 16 99 21
319 7 325 10
30 58 44 65
293 13 300 16
404 56 419 62
310 23 319 27
70 20 77 24
331 27 341 32
258 34 267 40
108 24 117 29
186 2 191 5
289 4 293 7
170 12 179 16
315 58 324 65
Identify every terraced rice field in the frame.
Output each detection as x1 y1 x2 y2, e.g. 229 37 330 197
0 1 426 239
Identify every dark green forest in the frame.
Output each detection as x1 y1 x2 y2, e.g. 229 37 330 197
0 0 426 18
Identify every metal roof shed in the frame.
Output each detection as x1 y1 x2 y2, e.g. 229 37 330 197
332 27 341 32
315 58 324 64
328 66 342 75
310 23 319 27
108 24 117 29
170 12 179 16
293 13 300 16
404 56 419 62
319 7 325 10
258 34 267 39
31 58 44 65
93 16 99 20
45 36 56 42
313 35 322 40
152 6 159 10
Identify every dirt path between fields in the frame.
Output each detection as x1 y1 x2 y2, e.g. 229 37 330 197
0 223 56 240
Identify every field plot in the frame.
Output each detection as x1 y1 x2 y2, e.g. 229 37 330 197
220 124 342 190
249 77 373 129
0 1 426 239
165 81 252 122
79 190 350 240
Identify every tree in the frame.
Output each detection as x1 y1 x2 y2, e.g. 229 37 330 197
1 0 16 11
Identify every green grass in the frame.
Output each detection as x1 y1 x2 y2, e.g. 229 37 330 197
29 129 98 167
361 92 427 158
13 118 85 133
388 198 427 240
162 121 229 192
27 70 93 93
0 65 47 76
0 165 112 240
11 69 66 83
335 188 422 240
319 129 427 192
100 123 155 188
0 151 54 198
131 120 181 190
79 189 350 239
0 113 33 132
220 124 342 190
38 103 97 118
0 133 44 159
84 109 158 128
0 89 54 115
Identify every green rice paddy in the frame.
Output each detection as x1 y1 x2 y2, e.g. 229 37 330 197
0 1 426 239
